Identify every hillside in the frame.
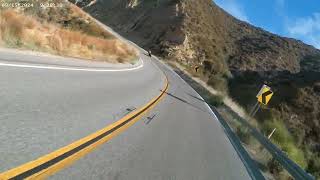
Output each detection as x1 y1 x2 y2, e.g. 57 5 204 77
74 0 320 177
0 0 138 63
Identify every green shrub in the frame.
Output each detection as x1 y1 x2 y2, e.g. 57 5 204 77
207 95 224 107
307 155 320 179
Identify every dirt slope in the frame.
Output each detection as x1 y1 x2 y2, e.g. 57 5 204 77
0 0 138 63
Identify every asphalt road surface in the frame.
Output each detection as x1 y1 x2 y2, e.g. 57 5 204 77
0 48 251 179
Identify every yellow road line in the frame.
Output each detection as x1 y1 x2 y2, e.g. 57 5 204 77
0 76 169 180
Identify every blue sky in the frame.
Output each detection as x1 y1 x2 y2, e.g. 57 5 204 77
214 0 320 49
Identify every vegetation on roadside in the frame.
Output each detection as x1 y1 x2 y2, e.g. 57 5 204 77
0 0 138 63
262 119 307 168
227 71 320 179
206 94 224 107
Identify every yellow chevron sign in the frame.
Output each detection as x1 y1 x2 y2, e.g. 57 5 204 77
256 85 273 105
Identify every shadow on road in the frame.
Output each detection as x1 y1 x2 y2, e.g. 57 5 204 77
161 90 208 113
185 92 208 104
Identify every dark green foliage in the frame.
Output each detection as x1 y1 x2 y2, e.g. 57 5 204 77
207 94 224 107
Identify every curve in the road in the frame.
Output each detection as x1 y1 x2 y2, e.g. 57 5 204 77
0 71 168 180
0 58 144 72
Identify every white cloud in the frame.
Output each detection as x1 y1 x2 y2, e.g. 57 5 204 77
287 13 320 49
288 13 320 35
214 0 249 22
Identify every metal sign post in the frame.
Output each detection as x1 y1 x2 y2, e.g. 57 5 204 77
268 128 277 139
249 101 260 117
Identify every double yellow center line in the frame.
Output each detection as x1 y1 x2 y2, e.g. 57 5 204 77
0 76 169 180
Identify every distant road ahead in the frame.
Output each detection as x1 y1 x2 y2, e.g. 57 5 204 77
0 48 251 179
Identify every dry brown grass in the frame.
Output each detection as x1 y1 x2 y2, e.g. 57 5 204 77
0 8 138 63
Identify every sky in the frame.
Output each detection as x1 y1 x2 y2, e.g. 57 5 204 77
214 0 320 49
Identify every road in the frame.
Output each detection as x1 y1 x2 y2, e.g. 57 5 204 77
0 47 252 179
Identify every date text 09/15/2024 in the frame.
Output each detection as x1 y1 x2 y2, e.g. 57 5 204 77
1 2 64 8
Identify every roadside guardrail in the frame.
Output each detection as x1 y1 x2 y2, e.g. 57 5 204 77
221 105 315 180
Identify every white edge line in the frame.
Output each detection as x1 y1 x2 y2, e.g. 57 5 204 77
157 59 256 173
0 57 144 72
157 59 220 122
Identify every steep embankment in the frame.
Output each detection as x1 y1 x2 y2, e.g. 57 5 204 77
75 0 320 177
0 0 138 63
